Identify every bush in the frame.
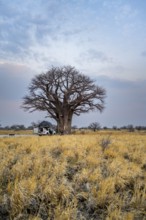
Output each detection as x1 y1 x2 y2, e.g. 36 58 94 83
100 136 111 152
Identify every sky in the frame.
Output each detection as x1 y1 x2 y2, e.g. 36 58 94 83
0 0 146 128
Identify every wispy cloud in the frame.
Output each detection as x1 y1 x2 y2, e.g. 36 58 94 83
103 0 140 36
0 0 146 80
0 0 90 70
78 49 113 63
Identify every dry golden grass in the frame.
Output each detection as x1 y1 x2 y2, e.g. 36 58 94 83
0 131 146 219
0 129 33 135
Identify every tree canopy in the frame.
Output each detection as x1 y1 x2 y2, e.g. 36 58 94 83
22 66 106 134
88 122 101 131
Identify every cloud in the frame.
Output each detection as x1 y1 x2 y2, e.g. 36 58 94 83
103 0 140 36
0 0 89 71
0 0 146 83
78 49 113 63
115 4 138 21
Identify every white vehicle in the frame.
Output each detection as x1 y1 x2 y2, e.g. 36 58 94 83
34 127 56 135
33 121 56 136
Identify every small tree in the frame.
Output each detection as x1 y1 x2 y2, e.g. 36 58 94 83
113 126 117 130
10 124 26 130
88 122 101 131
22 66 106 134
127 124 135 132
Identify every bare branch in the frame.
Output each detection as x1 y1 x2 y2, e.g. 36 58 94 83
21 66 106 133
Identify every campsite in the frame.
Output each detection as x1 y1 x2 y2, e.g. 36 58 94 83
1 1 146 219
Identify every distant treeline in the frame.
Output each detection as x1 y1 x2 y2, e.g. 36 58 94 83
0 123 146 131
0 124 33 130
80 124 146 132
111 125 146 132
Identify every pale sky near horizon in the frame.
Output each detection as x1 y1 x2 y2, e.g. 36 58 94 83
0 0 146 127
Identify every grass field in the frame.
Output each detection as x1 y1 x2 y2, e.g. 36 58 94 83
0 130 33 135
0 131 146 219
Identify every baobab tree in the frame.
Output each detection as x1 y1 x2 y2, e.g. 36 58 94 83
22 66 106 134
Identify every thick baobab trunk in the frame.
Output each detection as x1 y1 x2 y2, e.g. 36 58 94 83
57 113 73 134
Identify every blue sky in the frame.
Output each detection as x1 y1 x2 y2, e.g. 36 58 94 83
0 0 146 127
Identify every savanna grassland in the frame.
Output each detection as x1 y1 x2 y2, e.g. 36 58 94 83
0 130 32 135
0 131 146 220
